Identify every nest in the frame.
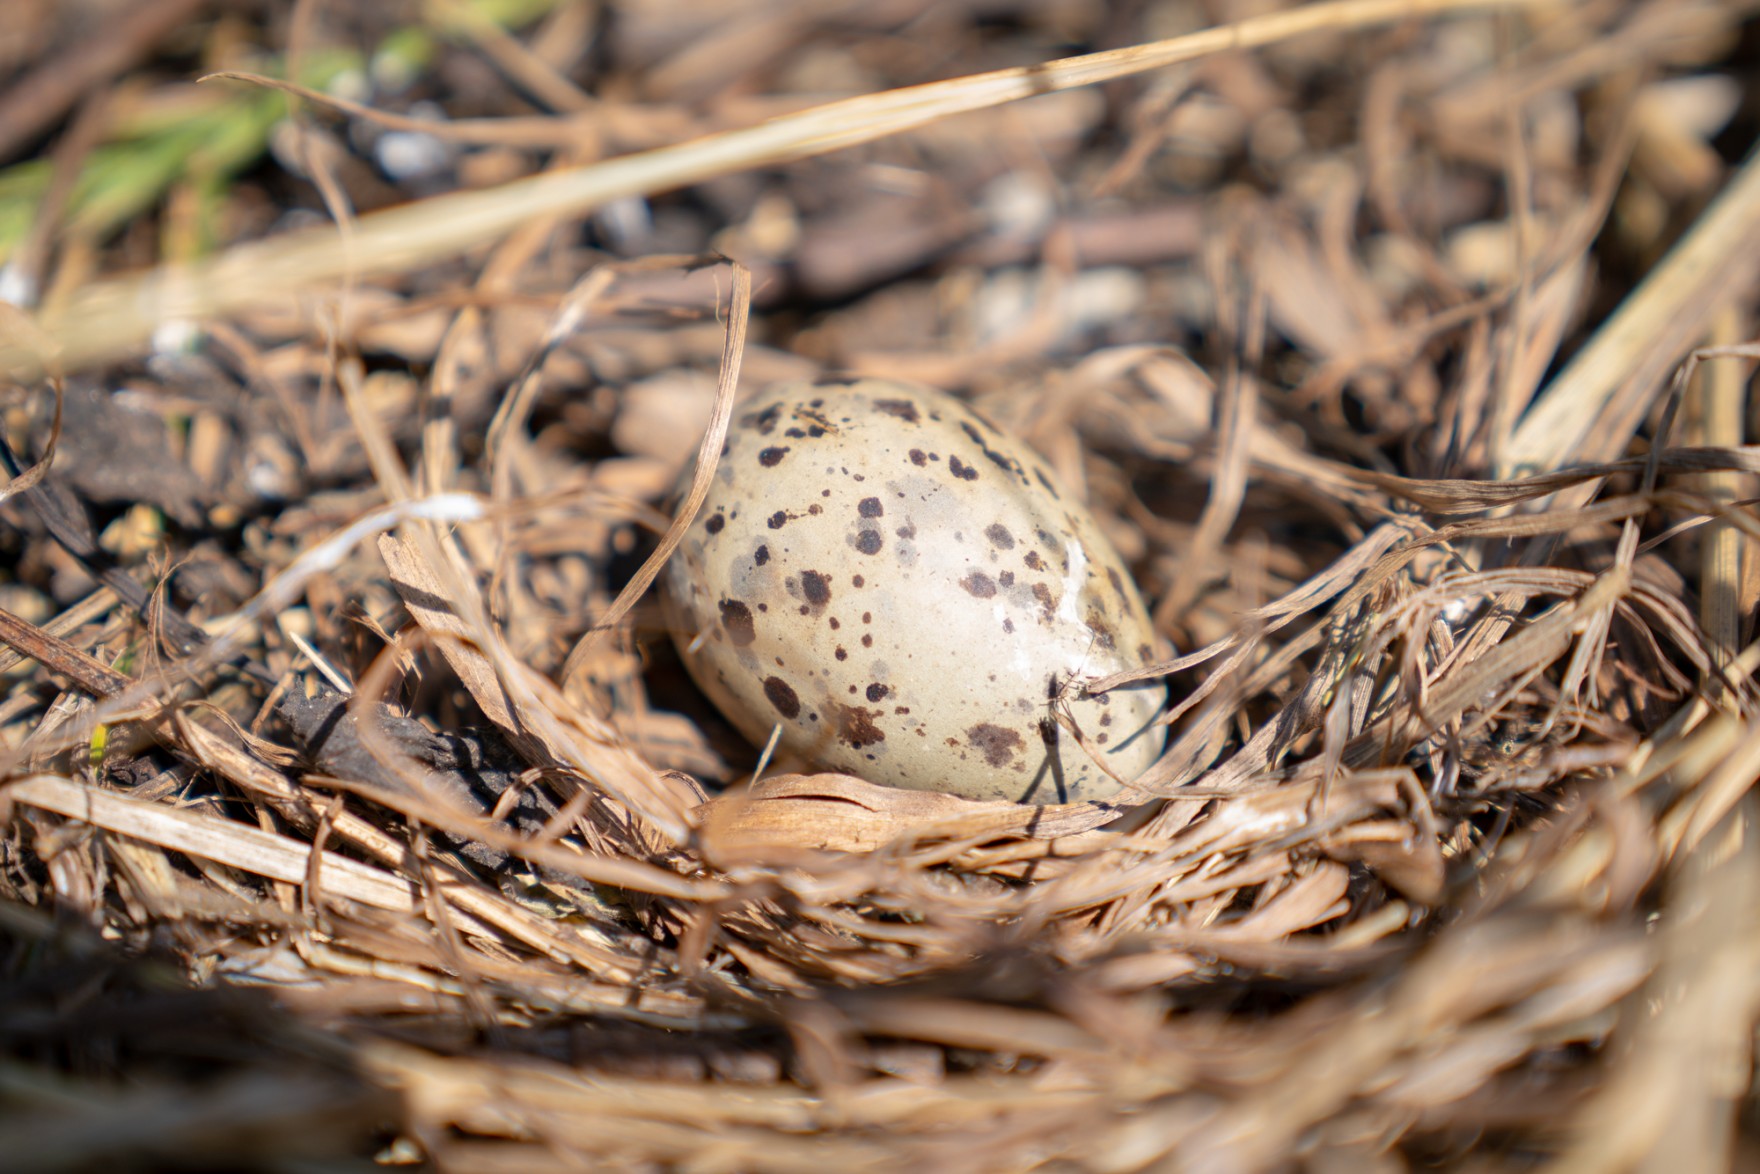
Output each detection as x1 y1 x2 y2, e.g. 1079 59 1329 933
4 0 1760 1168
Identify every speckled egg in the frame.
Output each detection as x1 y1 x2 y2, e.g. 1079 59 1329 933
661 379 1167 804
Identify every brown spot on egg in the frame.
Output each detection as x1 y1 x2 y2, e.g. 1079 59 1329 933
754 545 770 566
866 683 890 702
852 574 864 587
961 571 997 598
800 570 831 609
1031 583 1055 620
1085 610 1116 650
719 600 756 646
966 722 1024 768
999 570 1015 587
829 702 886 748
705 514 725 534
1138 643 1153 662
985 523 1015 549
858 497 884 518
1107 567 1125 595
896 523 916 539
960 422 1023 477
835 647 848 660
861 634 873 648
763 676 801 718
758 446 789 467
855 530 883 555
1024 550 1046 571
949 455 978 480
1034 467 1060 499
742 403 781 434
767 511 789 530
909 448 928 466
874 398 920 422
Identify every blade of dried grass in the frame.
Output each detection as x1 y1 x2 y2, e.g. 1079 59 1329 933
1503 141 1760 475
561 261 750 677
5 0 1553 378
1553 794 1760 1172
172 712 639 976
378 533 704 845
1696 309 1750 695
7 773 426 915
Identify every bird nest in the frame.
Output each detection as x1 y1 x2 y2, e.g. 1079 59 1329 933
3 0 1760 1169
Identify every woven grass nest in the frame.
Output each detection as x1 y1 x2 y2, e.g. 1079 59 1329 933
4 0 1760 1169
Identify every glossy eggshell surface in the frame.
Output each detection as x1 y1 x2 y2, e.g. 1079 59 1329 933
661 379 1167 803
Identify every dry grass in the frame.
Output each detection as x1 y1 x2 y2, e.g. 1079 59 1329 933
3 0 1760 1169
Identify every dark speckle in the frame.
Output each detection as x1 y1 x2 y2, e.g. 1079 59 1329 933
858 497 884 518
961 571 997 599
763 676 801 719
1138 643 1153 663
829 617 841 630
949 455 978 481
1003 618 1015 634
999 570 1015 587
909 449 928 467
874 399 920 422
966 723 1025 769
1031 583 1055 620
719 600 756 646
984 523 1015 549
705 514 725 535
1107 567 1126 595
808 503 823 515
855 530 883 555
1084 609 1117 650
742 403 781 434
1024 551 1047 571
896 523 917 539
861 634 873 648
866 683 890 702
754 545 770 566
829 702 886 748
852 574 864 587
801 570 831 609
758 446 789 467
835 647 848 660
959 421 1023 477
768 511 789 530
1034 467 1060 499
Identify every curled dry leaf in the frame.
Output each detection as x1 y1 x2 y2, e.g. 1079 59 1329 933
694 772 1125 863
